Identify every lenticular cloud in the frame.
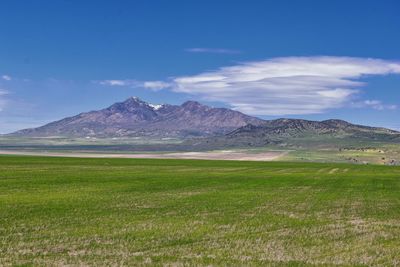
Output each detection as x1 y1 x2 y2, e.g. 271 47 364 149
170 56 400 115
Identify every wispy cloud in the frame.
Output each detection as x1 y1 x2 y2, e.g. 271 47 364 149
98 79 128 86
96 79 171 91
185 48 241 54
353 100 397 111
142 81 171 91
2 75 12 81
169 56 400 115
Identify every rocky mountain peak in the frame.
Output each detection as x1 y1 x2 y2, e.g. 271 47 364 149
124 96 149 106
107 97 166 113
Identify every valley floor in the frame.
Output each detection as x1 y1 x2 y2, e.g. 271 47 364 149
0 150 286 161
1 136 399 165
1 156 400 266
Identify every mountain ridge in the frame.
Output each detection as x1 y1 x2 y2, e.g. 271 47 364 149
12 97 264 137
229 118 399 137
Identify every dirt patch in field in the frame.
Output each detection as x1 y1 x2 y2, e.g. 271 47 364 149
0 150 286 161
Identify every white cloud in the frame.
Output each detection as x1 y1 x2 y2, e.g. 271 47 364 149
169 56 400 115
357 100 398 111
98 79 131 86
97 79 171 91
185 48 241 54
2 75 11 81
143 81 171 91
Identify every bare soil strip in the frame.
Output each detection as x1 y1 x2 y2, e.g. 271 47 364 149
0 150 286 161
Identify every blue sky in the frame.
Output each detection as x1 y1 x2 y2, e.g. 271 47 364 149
0 0 399 133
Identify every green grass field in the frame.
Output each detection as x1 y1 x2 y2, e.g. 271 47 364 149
1 156 400 266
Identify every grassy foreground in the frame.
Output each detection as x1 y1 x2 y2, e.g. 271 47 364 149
1 156 400 266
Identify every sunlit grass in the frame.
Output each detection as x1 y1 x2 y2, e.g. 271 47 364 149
1 156 400 266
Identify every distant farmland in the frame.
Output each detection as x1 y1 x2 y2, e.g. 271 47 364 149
1 156 400 266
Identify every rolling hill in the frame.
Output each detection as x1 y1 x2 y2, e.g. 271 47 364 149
189 118 400 149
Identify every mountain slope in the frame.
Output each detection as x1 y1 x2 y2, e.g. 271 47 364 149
189 118 400 148
229 119 399 139
12 97 264 138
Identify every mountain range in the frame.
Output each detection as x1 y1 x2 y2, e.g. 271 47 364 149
12 97 263 138
11 97 400 146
